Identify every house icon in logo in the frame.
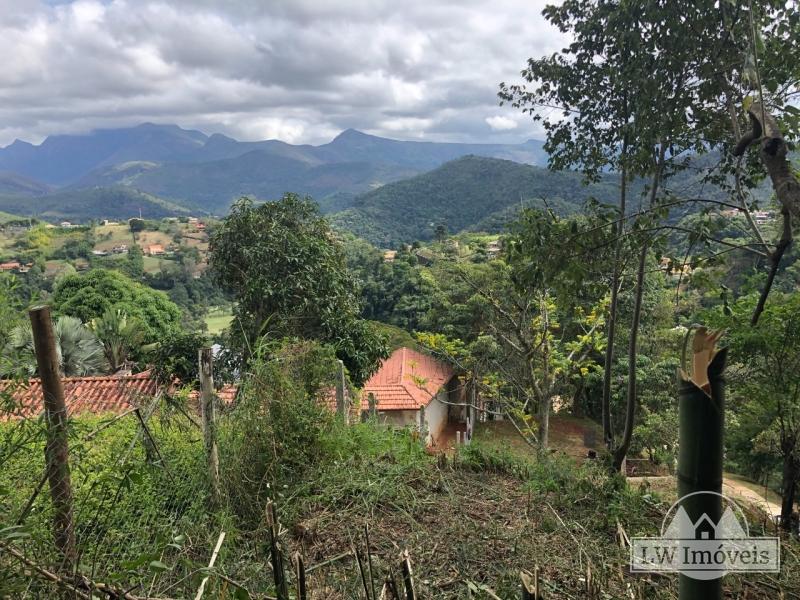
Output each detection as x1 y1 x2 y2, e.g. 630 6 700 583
694 514 716 540
663 504 748 541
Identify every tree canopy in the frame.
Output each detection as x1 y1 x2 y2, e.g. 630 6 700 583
52 269 182 344
210 194 388 385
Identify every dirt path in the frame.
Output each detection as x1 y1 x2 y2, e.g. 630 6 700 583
629 475 782 519
722 478 782 519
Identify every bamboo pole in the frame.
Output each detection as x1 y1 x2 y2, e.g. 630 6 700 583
29 306 76 575
677 328 726 600
198 348 221 506
400 550 416 600
364 524 377 600
355 545 371 599
267 501 289 600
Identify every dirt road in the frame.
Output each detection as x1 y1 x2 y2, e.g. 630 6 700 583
629 475 782 519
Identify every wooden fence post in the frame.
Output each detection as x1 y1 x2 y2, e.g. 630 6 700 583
198 348 221 507
368 392 377 418
335 359 349 424
29 306 76 575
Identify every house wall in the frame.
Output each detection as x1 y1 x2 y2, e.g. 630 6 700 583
425 392 449 445
446 377 467 423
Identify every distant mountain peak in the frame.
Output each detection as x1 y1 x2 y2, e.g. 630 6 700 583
5 139 33 150
332 128 373 142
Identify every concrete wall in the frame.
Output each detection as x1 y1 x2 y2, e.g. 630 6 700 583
377 409 418 429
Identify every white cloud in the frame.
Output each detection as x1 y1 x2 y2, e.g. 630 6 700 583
485 115 518 131
0 0 566 146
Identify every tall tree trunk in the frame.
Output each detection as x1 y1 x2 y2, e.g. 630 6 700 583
602 161 627 449
612 243 646 472
780 444 799 533
538 297 551 451
612 145 666 473
538 393 551 450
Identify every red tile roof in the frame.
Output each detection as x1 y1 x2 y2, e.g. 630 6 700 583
0 372 160 420
363 347 455 411
187 384 239 406
319 385 361 420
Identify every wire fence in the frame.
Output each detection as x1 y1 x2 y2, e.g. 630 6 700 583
0 336 353 599
0 389 215 599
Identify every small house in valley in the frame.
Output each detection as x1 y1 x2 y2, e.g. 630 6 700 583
362 347 468 447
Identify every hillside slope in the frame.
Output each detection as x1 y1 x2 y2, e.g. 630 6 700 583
0 186 190 221
78 151 419 213
331 155 621 246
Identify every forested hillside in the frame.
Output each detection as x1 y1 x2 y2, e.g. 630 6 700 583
331 155 620 246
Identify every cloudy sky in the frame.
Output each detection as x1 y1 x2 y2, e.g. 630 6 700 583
0 0 566 147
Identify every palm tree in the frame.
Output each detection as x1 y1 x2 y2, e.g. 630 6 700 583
89 308 146 373
7 315 108 377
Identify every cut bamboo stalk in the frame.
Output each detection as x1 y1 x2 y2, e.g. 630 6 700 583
198 348 221 507
677 327 726 600
293 552 307 600
400 550 416 600
365 524 377 600
267 501 289 600
355 544 370 599
193 530 226 600
520 570 537 599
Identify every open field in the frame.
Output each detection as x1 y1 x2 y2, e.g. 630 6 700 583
93 223 133 250
142 255 169 273
204 306 234 334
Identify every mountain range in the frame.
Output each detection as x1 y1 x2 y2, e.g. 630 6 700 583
0 123 547 216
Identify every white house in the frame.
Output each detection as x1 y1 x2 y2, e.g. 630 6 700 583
362 347 467 447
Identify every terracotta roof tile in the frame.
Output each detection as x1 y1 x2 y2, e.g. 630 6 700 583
363 347 455 411
0 372 161 420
